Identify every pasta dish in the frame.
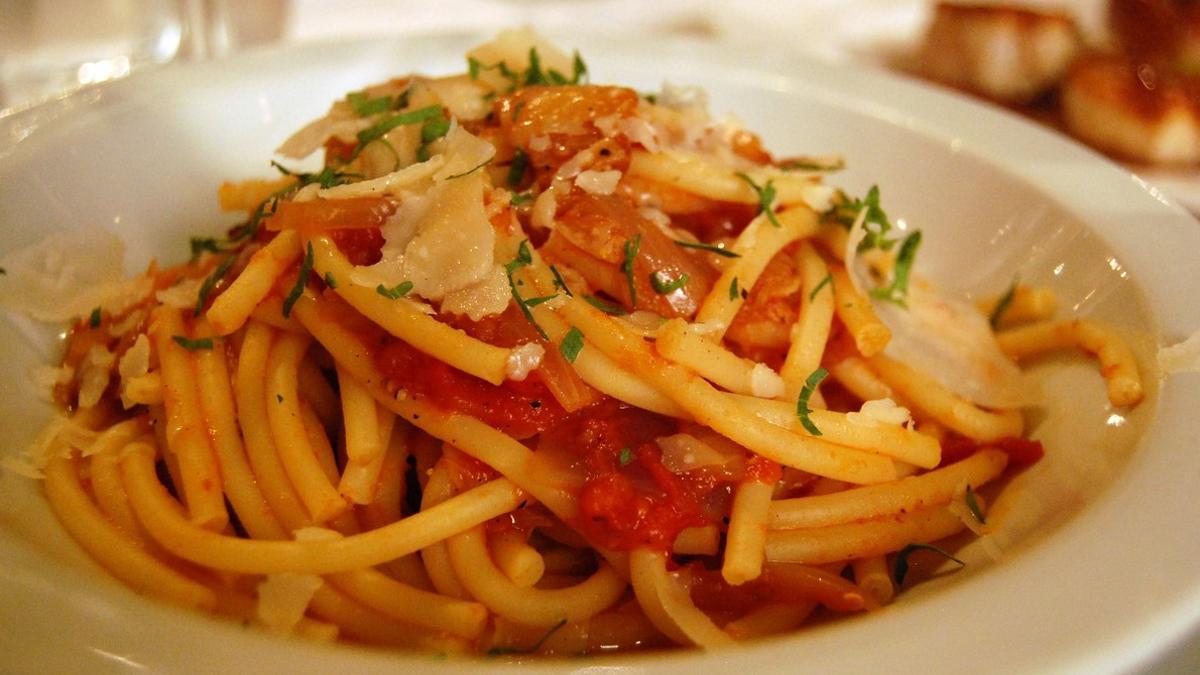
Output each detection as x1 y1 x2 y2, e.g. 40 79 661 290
4 29 1146 656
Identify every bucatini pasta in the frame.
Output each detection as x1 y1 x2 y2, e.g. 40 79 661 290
3 29 1145 657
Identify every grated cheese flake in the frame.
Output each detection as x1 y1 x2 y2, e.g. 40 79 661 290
505 342 545 381
846 398 913 428
574 169 622 196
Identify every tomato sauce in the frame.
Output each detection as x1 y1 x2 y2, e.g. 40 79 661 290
375 333 567 440
537 401 716 551
940 435 1045 467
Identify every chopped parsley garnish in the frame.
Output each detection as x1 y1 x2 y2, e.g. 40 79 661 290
796 367 828 436
507 149 529 188
345 91 395 117
376 280 414 299
728 277 740 301
583 294 628 316
550 264 573 297
354 105 444 157
510 191 534 206
560 327 585 363
486 618 567 657
809 272 833 301
444 157 493 180
830 185 895 252
269 161 359 190
735 172 782 228
189 237 223 260
194 255 237 316
469 47 588 94
504 240 550 340
172 335 214 351
650 270 689 294
618 447 633 466
522 294 558 308
88 307 101 328
989 278 1019 329
869 230 921 307
282 241 315 318
780 157 845 172
621 234 641 307
965 485 986 524
505 239 534 275
420 113 451 145
674 239 741 258
323 272 338 289
894 543 965 585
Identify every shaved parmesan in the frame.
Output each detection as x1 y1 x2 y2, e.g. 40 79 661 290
1158 329 1200 374
749 363 785 399
431 124 496 182
4 412 99 478
118 334 152 409
505 342 545 381
844 215 1040 409
466 27 574 93
155 277 205 309
275 106 371 159
847 398 912 428
424 75 490 121
0 227 151 323
657 433 738 473
317 155 443 200
440 264 510 321
77 345 116 409
574 169 622 195
256 573 323 634
29 364 73 402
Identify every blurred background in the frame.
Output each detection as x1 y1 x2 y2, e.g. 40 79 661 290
0 0 1197 671
0 0 1109 112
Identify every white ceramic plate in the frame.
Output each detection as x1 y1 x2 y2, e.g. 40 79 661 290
1 31 1199 674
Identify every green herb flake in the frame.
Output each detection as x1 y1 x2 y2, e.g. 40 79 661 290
194 255 238 317
88 307 102 328
729 277 740 301
560 326 585 363
376 280 414 300
486 618 567 657
282 241 315 318
507 149 529 188
735 173 782 228
621 234 641 307
583 294 628 316
523 47 547 86
420 114 451 145
323 272 338 289
504 241 549 340
550 264 574 297
989 278 1019 329
650 271 689 295
354 105 444 156
445 157 493 180
894 543 966 585
674 239 742 258
505 239 534 275
965 485 986 524
189 237 222 260
870 230 922 307
809 272 833 302
839 185 895 252
796 367 828 436
172 335 214 351
618 447 633 466
781 157 845 172
346 91 393 117
510 191 534 206
276 393 284 404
